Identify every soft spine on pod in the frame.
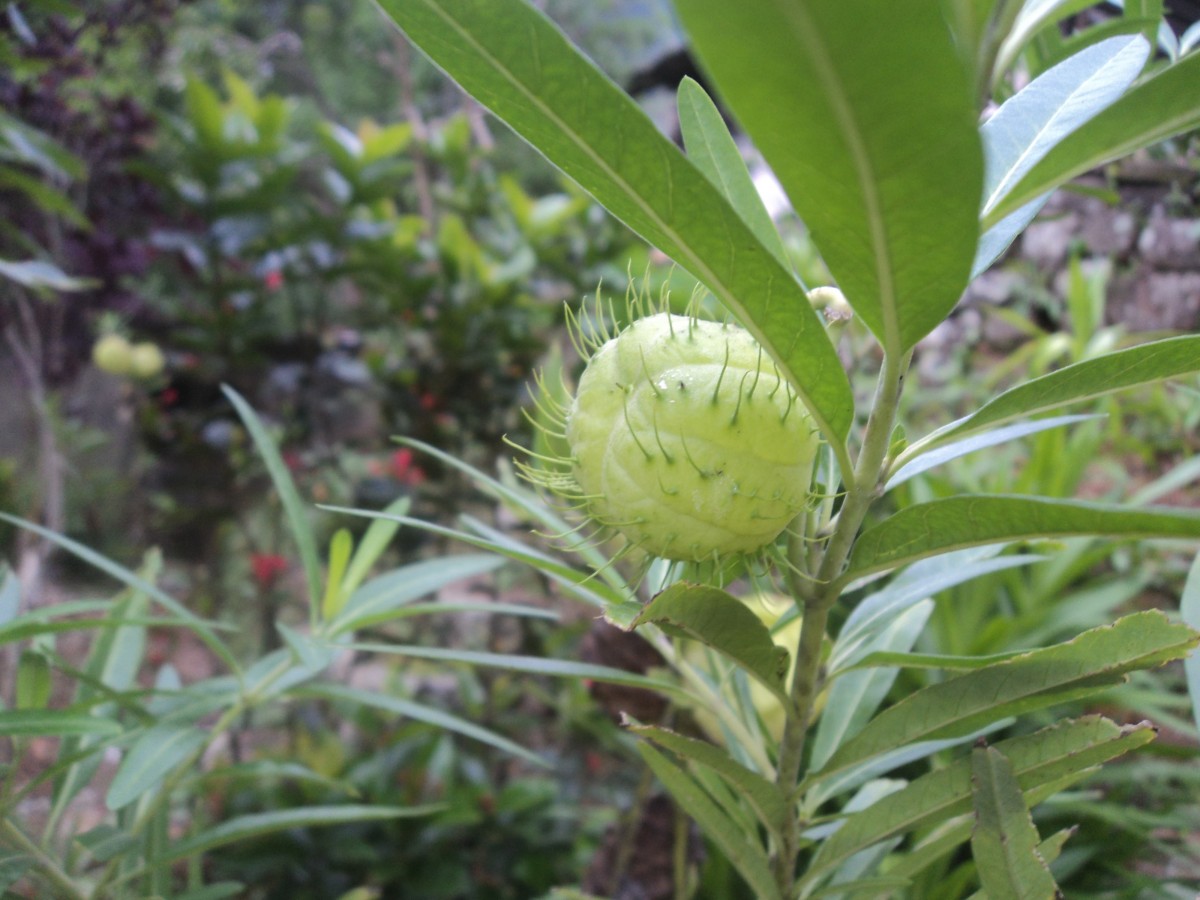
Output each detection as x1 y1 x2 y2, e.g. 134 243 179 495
523 301 821 565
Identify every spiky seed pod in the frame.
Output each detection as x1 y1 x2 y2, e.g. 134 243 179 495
554 312 820 563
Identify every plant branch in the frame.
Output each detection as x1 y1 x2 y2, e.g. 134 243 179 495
770 347 912 892
0 819 87 900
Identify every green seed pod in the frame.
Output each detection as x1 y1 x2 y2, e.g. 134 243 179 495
562 312 819 562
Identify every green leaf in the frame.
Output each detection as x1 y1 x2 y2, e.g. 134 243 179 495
886 415 1102 490
75 824 137 862
223 386 322 610
628 722 788 837
0 853 33 894
324 505 623 612
338 495 411 602
963 829 1075 900
0 710 123 737
0 258 95 292
832 549 1044 672
303 682 547 767
811 601 933 771
0 517 236 674
15 651 50 710
337 641 689 700
816 611 1193 779
970 745 1062 900
973 35 1149 275
676 77 789 269
360 599 556 625
1182 552 1200 733
982 34 1147 218
276 623 336 674
988 50 1200 224
631 583 789 702
804 716 1152 883
917 335 1200 453
106 724 209 811
0 166 89 229
844 494 1200 582
674 0 983 353
321 528 354 620
994 0 1098 78
373 0 853 443
183 77 226 152
155 804 442 863
637 742 781 900
0 110 86 179
331 553 507 635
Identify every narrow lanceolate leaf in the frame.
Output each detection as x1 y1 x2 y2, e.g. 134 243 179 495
341 642 690 700
155 804 442 863
677 77 789 269
988 51 1200 224
631 583 790 702
973 34 1149 275
971 745 1062 900
810 600 933 771
106 724 208 811
375 0 853 442
815 611 1194 779
1182 553 1200 733
964 829 1076 900
628 722 789 837
637 742 781 900
674 0 983 353
885 415 1101 490
0 710 123 737
844 495 1200 582
918 335 1200 453
981 35 1147 220
804 716 1152 883
330 553 505 635
224 387 322 608
305 682 546 767
832 548 1045 672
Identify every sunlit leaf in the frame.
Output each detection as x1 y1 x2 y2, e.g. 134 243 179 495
988 51 1200 224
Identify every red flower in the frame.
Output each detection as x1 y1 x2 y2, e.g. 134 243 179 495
264 269 284 291
390 448 426 486
250 553 288 590
418 392 438 412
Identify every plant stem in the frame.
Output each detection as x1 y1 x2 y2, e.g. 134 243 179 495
771 348 911 894
0 819 87 900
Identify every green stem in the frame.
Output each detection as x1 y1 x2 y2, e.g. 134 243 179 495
770 348 911 894
0 819 87 900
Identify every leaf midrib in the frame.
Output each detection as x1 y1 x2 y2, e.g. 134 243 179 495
773 0 899 354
